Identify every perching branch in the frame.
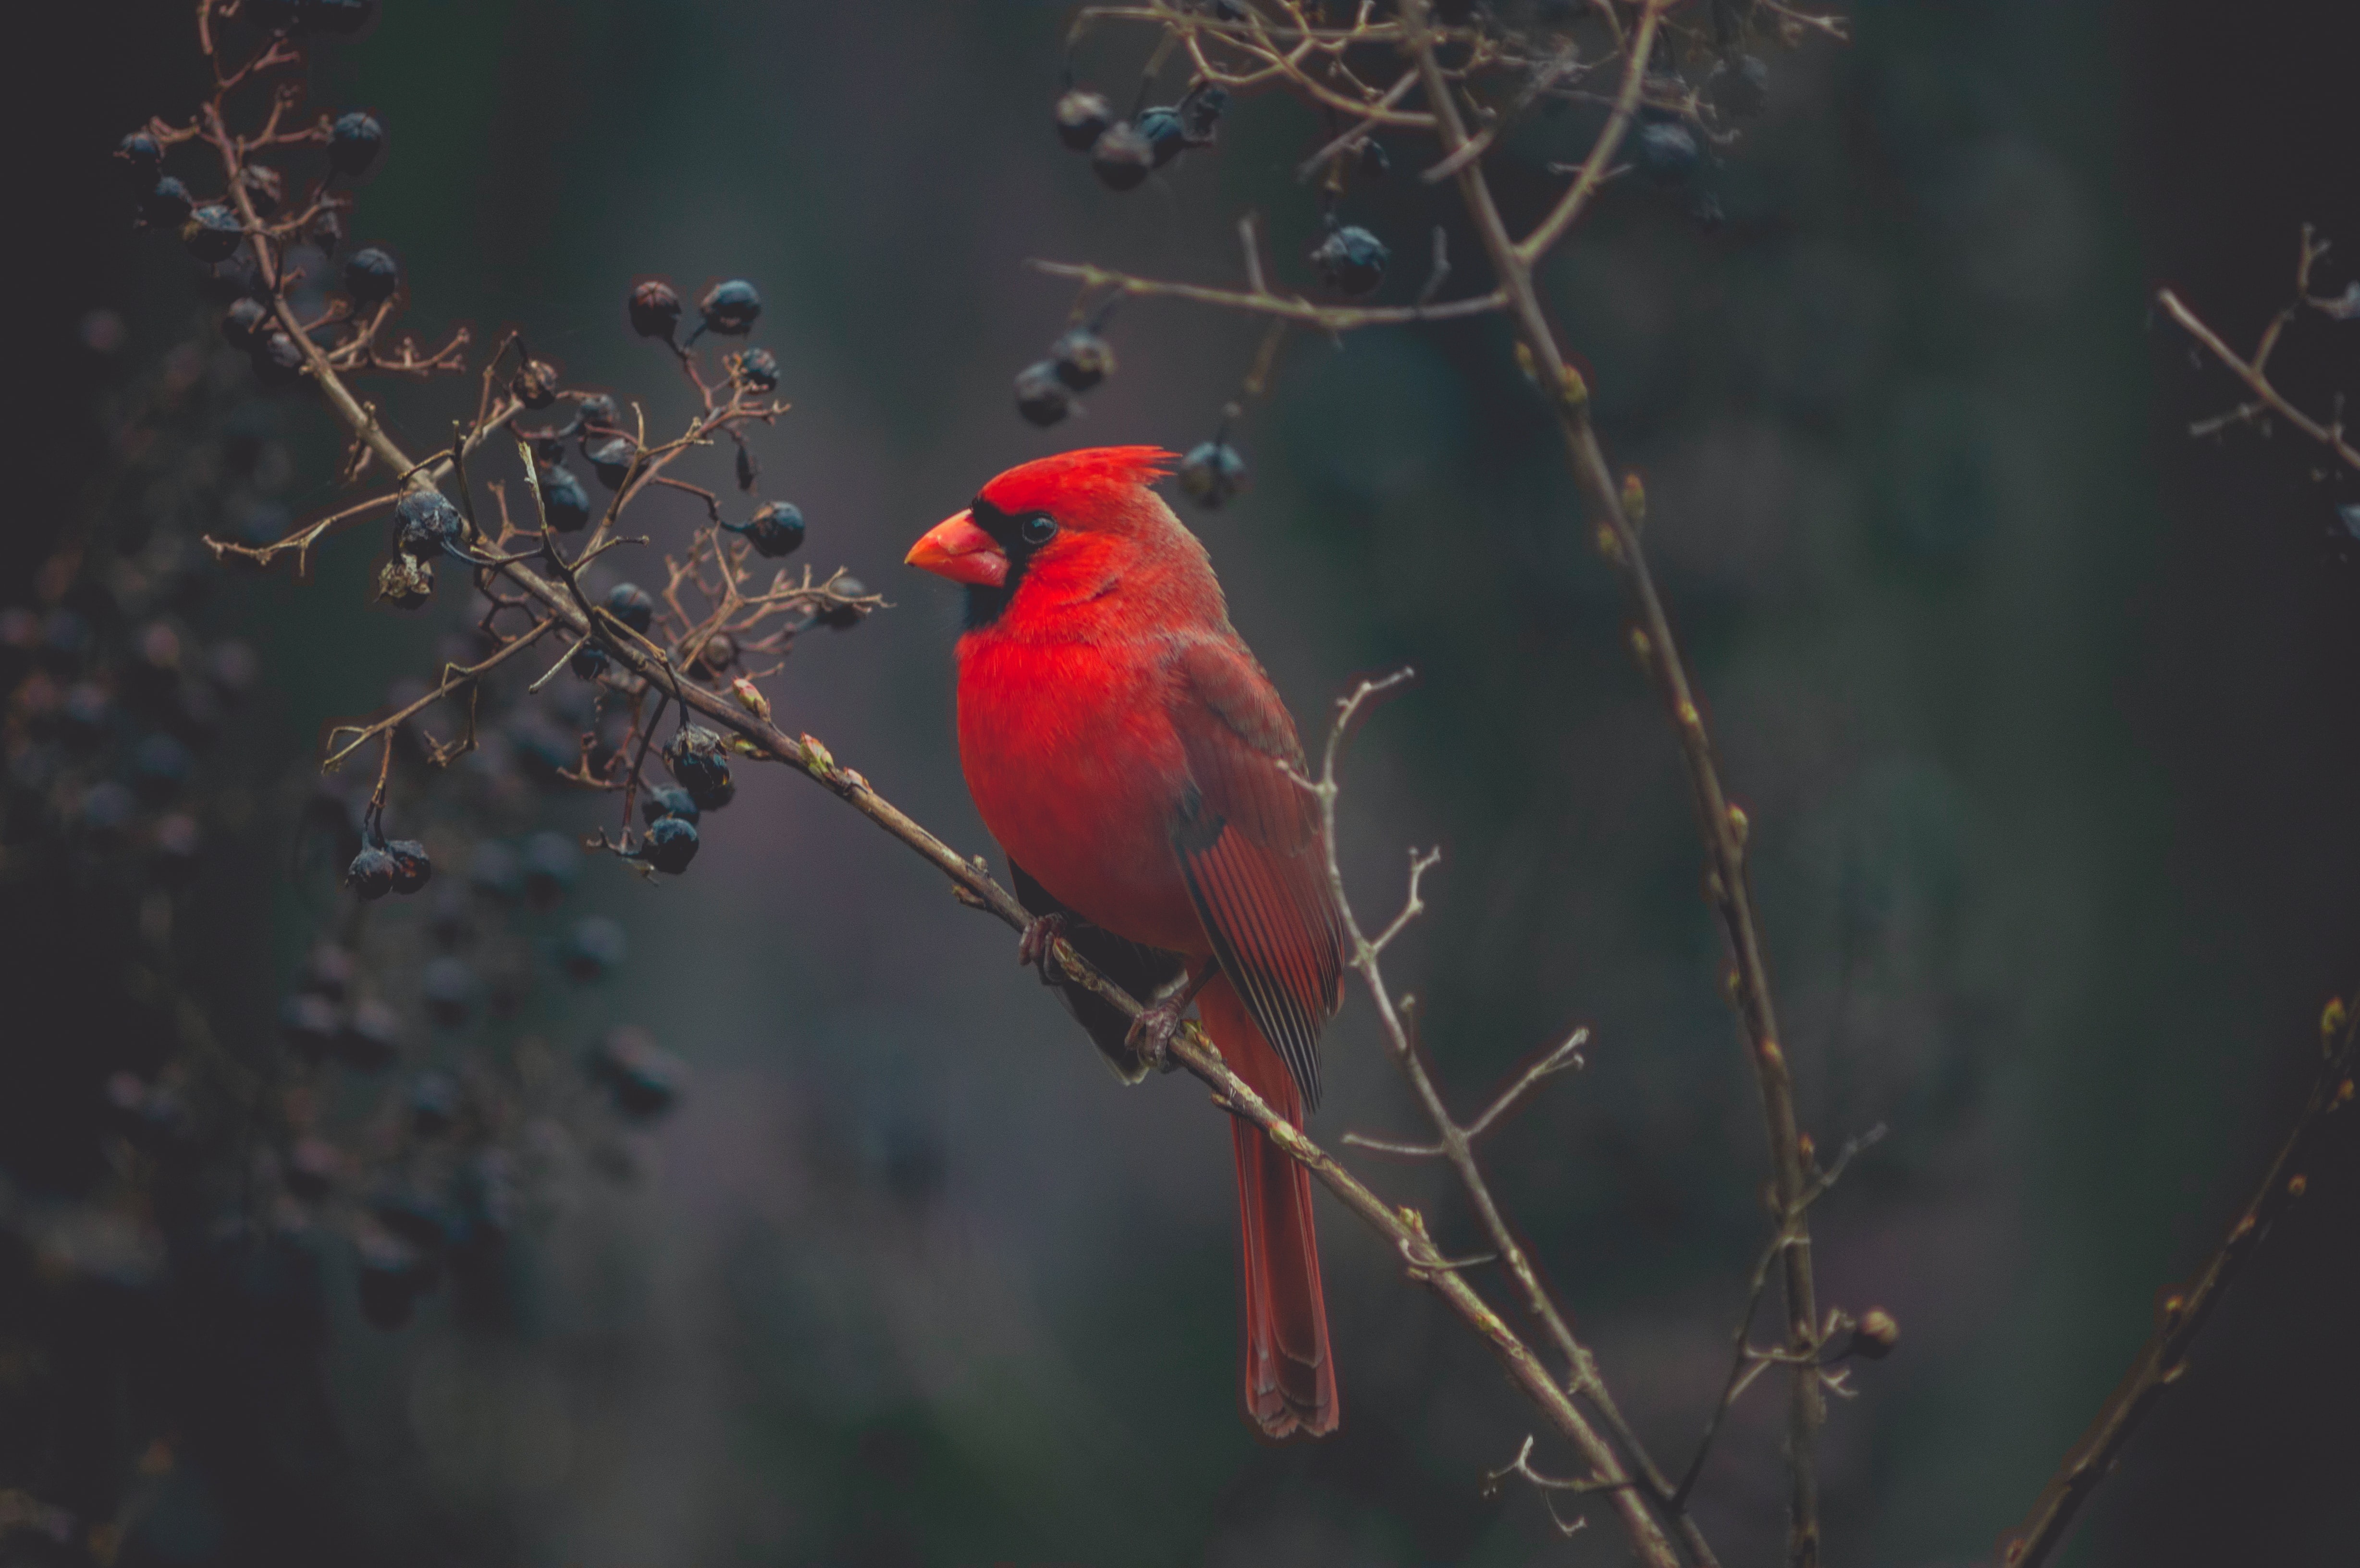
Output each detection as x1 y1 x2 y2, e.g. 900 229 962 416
2156 226 2359 473
2001 990 2360 1568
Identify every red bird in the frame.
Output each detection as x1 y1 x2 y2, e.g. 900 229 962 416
906 446 1344 1438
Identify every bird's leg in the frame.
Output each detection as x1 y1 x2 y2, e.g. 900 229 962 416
1016 911 1068 984
1126 962 1219 1072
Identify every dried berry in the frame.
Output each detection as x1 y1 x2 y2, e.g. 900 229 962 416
1051 329 1116 391
510 358 559 409
1849 1308 1900 1360
640 784 700 826
737 347 780 392
729 500 806 558
374 553 433 609
575 392 620 429
252 329 307 387
628 278 682 340
306 206 344 254
1310 224 1389 295
329 111 384 178
698 279 762 336
141 176 193 228
1014 361 1073 426
183 205 245 264
1177 83 1229 144
586 437 637 489
117 131 163 186
604 583 655 634
1136 106 1189 168
1179 440 1249 509
393 490 463 557
818 577 867 631
344 245 401 306
1090 122 1155 191
639 816 699 875
1634 121 1701 186
537 464 592 533
385 838 432 895
568 642 608 681
691 631 737 674
347 844 397 899
1055 88 1114 151
664 727 735 810
223 296 270 346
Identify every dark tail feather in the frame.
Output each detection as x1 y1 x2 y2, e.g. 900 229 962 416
1205 975 1337 1438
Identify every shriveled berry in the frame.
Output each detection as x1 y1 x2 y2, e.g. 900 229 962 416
1634 121 1701 186
252 329 307 386
141 176 194 228
1136 107 1188 168
568 642 608 681
374 554 433 609
421 956 475 1027
537 464 592 532
730 500 805 558
588 1026 686 1119
1310 224 1389 295
1090 122 1155 191
393 490 463 557
344 245 401 306
639 815 699 874
1709 54 1770 122
237 163 284 218
223 296 270 345
1014 361 1072 426
1177 83 1229 144
641 784 700 825
510 358 559 409
1055 88 1114 151
117 131 163 185
1179 440 1249 509
575 392 619 429
329 111 385 177
347 844 398 899
306 206 344 253
628 278 681 339
1051 329 1115 391
183 205 245 264
664 727 735 809
818 577 867 631
604 583 655 633
563 917 628 980
691 632 736 674
699 279 762 336
737 347 780 392
385 838 432 894
586 437 636 489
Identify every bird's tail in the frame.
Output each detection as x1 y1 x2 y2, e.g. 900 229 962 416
1200 971 1337 1439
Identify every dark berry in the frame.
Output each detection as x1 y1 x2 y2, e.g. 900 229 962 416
1055 88 1114 151
1014 361 1072 426
223 296 270 345
1051 329 1115 391
141 176 193 228
237 163 284 218
252 329 307 386
1179 440 1249 509
309 0 378 35
735 346 780 392
818 577 867 631
735 443 758 491
183 205 245 264
664 727 735 810
604 582 655 633
1178 83 1229 144
385 838 432 894
575 392 620 429
639 816 699 875
628 278 681 339
1090 122 1155 190
510 358 559 409
640 784 700 826
117 131 163 186
568 642 608 681
410 1072 459 1135
1709 54 1770 122
586 437 637 489
393 490 463 557
698 279 762 336
306 206 345 253
730 500 805 558
588 1026 685 1119
344 246 401 306
347 844 398 899
538 464 592 532
329 111 384 178
421 956 475 1028
1310 224 1389 295
1634 121 1701 186
562 916 627 981
1136 107 1189 168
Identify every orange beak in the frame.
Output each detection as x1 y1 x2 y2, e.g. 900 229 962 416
904 509 1008 587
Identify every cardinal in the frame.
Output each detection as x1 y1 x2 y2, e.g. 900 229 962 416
906 446 1344 1438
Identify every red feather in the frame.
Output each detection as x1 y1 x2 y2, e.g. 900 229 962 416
916 447 1344 1437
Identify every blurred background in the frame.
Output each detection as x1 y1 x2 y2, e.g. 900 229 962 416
8 1 2359 1565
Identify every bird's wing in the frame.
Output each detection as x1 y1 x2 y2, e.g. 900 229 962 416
1008 857 1188 1084
1167 636 1347 1110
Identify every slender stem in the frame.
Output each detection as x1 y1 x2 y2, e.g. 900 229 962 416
2003 993 2360 1567
2156 286 2360 472
1029 259 1509 327
1402 6 1827 1564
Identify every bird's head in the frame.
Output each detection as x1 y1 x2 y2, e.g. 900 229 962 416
907 446 1213 630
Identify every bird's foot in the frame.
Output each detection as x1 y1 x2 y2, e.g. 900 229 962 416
1016 912 1067 983
1124 996 1189 1073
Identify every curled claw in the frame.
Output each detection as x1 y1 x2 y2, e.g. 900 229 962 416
1016 911 1067 983
1124 996 1187 1072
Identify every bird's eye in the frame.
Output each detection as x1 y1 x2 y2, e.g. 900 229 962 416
1019 514 1058 546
